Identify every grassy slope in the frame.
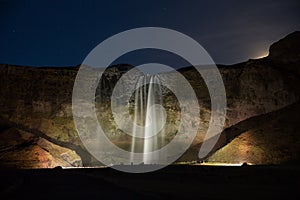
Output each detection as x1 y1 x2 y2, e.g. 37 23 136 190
207 101 300 165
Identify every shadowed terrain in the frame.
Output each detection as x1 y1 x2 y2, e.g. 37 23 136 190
0 165 299 200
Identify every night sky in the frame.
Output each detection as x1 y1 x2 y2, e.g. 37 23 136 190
0 0 299 68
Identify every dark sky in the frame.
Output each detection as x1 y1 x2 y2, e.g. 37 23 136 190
0 0 299 68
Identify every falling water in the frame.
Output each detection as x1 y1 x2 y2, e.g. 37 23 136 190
130 74 165 164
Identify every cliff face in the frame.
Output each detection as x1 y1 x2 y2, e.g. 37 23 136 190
0 32 299 168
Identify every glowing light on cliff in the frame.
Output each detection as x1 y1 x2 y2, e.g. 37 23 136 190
254 51 269 59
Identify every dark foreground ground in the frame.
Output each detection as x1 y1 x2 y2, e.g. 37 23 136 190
0 164 299 200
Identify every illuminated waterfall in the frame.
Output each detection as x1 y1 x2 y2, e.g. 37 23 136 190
130 74 165 164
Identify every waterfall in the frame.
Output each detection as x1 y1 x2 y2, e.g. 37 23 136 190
130 74 165 164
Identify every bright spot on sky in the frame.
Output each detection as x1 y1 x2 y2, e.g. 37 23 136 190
253 51 269 59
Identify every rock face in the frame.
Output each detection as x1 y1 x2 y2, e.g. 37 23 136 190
269 31 300 60
0 31 299 167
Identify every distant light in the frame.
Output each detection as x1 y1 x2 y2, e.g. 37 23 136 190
254 51 269 59
197 162 243 166
61 166 108 169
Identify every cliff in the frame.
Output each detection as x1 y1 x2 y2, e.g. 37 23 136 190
0 31 299 168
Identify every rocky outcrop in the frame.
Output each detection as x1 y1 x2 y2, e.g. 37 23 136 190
0 126 82 168
269 31 300 62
